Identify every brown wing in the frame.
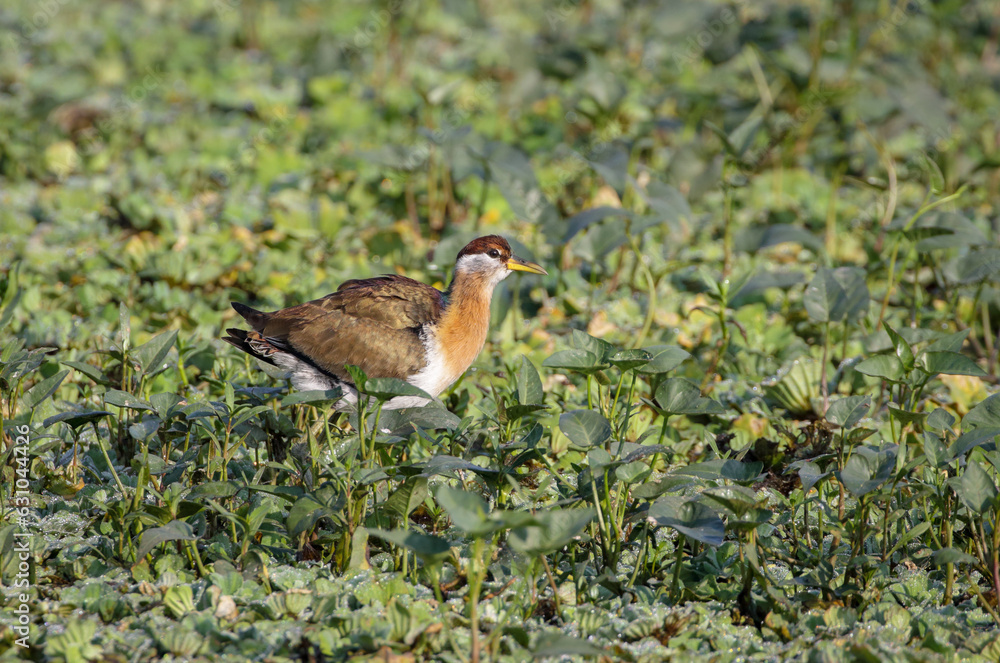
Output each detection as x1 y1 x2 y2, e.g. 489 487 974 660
242 275 444 382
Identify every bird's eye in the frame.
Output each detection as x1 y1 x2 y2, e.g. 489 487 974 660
487 249 501 259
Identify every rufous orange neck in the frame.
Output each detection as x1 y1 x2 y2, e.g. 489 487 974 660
437 271 494 375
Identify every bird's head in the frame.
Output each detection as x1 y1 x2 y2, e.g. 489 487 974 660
453 235 547 289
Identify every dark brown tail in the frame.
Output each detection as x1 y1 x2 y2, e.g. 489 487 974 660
224 302 276 366
231 302 268 330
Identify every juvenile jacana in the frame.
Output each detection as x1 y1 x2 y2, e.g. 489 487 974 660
223 236 547 409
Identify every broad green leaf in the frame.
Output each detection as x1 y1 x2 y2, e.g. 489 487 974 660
135 520 198 561
435 485 499 537
887 521 931 557
638 345 690 374
281 389 343 407
559 409 612 448
854 355 904 382
673 459 764 484
104 389 154 411
542 349 605 374
607 348 651 371
948 428 1000 459
132 329 178 376
963 394 1000 430
825 395 870 429
653 378 725 415
563 207 632 243
364 377 434 402
925 329 970 353
798 461 828 493
957 462 998 513
838 447 895 497
128 416 162 441
931 548 978 566
884 324 914 373
62 360 111 385
378 406 461 433
381 477 429 523
925 408 956 433
923 431 949 469
701 486 759 517
516 355 544 405
370 528 451 561
951 248 1000 284
508 508 594 556
532 632 607 658
43 409 113 430
21 369 69 410
918 351 987 377
804 267 869 323
569 329 614 362
646 496 725 547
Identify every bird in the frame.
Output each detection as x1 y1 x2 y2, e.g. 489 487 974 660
222 235 547 410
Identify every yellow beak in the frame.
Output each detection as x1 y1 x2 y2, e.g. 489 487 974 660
507 255 548 275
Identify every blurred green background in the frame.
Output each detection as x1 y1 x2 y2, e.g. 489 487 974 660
4 1 1000 661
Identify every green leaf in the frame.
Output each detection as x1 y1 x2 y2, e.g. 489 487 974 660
135 520 198 561
370 528 451 561
132 329 177 376
825 395 870 429
923 432 949 469
952 247 1000 284
435 485 502 538
646 496 725 547
516 355 544 405
364 377 434 402
918 351 987 377
62 360 111 386
21 369 69 410
963 393 1000 429
559 409 612 448
838 447 895 497
925 329 970 353
701 486 760 517
926 408 956 433
854 355 905 382
43 409 113 430
653 378 725 416
541 349 605 374
884 324 915 373
509 508 594 556
798 461 828 493
381 477 429 523
638 345 690 374
104 389 154 411
948 428 1000 459
887 521 931 557
569 329 614 362
931 547 978 566
563 207 632 243
673 459 763 484
607 348 651 372
281 389 343 407
128 416 162 441
532 632 607 658
957 462 998 513
804 267 869 323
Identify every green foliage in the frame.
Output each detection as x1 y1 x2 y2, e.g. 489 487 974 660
3 0 1000 661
